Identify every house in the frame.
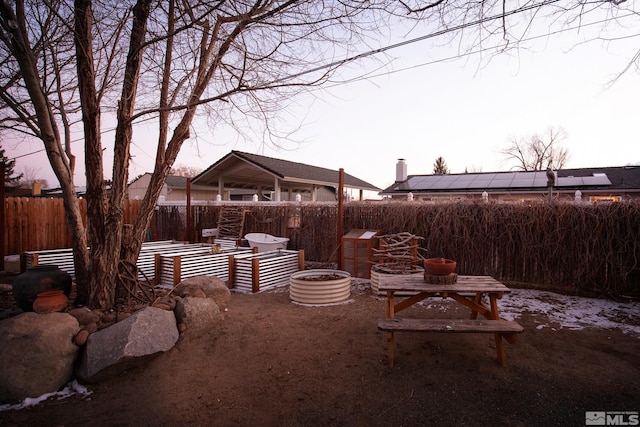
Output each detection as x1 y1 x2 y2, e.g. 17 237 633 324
191 150 380 202
128 173 217 202
380 159 640 203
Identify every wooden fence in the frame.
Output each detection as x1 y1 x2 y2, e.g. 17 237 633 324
4 197 143 254
4 198 640 297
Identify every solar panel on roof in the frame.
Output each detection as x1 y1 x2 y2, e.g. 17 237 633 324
583 175 611 185
432 180 452 189
454 177 475 189
486 180 508 188
455 176 474 182
407 177 426 187
398 169 619 193
558 177 583 186
512 179 533 187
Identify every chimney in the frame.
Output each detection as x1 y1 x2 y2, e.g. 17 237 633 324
32 181 42 196
395 158 407 182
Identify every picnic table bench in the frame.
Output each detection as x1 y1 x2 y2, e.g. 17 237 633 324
377 275 523 367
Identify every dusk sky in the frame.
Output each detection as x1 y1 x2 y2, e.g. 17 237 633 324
5 4 639 194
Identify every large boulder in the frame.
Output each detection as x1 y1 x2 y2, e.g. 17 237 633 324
174 276 231 311
174 297 223 339
75 306 178 383
0 312 80 403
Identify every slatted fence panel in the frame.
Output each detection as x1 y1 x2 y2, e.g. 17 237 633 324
4 197 142 254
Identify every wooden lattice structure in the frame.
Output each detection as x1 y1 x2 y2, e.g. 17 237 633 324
373 232 425 273
217 206 247 240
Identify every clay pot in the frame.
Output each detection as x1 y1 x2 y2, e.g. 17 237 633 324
33 289 68 314
12 265 72 312
423 258 457 275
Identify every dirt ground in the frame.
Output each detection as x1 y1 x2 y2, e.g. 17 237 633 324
1 278 639 427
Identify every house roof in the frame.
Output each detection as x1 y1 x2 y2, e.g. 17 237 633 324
191 150 380 192
380 166 640 196
163 175 212 191
129 173 212 191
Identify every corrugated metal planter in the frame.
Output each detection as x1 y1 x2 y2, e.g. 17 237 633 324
232 250 303 293
157 248 253 288
289 269 351 304
24 241 218 280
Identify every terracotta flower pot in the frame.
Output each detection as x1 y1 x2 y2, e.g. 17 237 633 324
33 289 68 314
423 258 457 275
12 265 72 312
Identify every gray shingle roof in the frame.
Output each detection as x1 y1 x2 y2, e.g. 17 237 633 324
193 150 379 191
380 166 640 195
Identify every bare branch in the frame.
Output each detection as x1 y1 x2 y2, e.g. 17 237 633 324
502 126 570 171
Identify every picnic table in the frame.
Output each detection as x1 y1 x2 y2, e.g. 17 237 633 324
377 275 523 367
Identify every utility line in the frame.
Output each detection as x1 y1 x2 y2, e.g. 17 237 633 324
26 1 636 147
266 0 566 86
7 148 46 160
323 11 640 88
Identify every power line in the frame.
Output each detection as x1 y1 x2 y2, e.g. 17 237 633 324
323 11 640 88
7 148 46 160
266 0 566 86
16 0 635 146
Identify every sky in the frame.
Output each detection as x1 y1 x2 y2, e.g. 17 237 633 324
4 4 640 194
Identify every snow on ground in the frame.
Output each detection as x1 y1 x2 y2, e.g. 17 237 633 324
0 380 92 412
499 289 640 336
418 288 640 336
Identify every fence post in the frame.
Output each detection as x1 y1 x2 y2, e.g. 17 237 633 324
337 168 344 268
251 257 260 293
1 161 4 272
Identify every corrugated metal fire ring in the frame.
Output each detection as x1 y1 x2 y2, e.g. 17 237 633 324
289 269 351 304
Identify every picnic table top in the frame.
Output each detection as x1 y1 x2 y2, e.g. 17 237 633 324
377 274 511 294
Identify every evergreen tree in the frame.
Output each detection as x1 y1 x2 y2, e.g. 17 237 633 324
0 145 23 186
433 157 450 175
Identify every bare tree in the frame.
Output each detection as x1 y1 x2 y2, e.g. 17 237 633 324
0 1 632 309
433 156 450 175
501 127 570 171
170 164 201 178
464 165 483 173
18 165 48 189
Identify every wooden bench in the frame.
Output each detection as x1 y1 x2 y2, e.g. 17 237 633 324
378 318 523 367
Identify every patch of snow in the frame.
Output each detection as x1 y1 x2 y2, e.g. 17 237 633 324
498 289 640 336
414 288 640 336
0 380 92 412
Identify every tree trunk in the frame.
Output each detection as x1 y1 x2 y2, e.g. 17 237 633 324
86 0 153 309
0 1 92 303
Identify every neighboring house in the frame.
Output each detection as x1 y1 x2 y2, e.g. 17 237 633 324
191 150 380 202
128 173 217 202
380 159 640 203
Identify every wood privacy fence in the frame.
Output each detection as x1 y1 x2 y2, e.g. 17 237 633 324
4 197 143 254
4 198 639 296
